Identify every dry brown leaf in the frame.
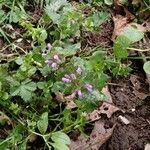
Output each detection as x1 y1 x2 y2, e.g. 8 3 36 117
112 15 128 40
69 120 115 150
87 102 120 121
98 102 120 118
87 86 120 121
112 13 149 40
55 92 65 103
130 23 147 32
102 86 113 103
111 5 135 40
55 92 77 109
66 100 77 109
133 90 148 100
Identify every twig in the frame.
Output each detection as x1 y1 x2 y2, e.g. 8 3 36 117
107 83 123 86
128 47 150 52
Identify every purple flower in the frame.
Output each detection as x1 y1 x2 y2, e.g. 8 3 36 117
53 55 61 63
64 74 71 79
47 43 52 50
62 77 71 83
77 90 83 98
85 84 93 92
76 67 82 75
51 63 58 70
70 74 76 80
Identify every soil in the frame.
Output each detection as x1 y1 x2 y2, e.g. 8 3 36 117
100 62 150 150
87 5 150 149
83 20 114 48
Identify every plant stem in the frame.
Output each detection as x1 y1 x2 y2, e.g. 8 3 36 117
128 47 150 52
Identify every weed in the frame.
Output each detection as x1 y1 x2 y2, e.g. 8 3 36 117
0 0 146 149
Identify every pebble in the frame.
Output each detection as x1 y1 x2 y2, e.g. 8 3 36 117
145 143 150 150
118 115 130 125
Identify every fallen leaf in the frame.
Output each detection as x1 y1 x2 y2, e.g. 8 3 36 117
130 75 148 99
55 92 77 109
69 120 115 150
112 15 148 40
55 92 65 103
102 86 113 103
130 23 148 33
112 15 128 40
87 87 120 121
130 75 141 90
87 102 120 121
66 100 77 109
133 90 148 100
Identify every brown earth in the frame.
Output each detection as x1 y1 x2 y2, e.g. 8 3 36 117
100 62 150 150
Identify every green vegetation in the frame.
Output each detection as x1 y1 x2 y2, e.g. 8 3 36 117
0 0 149 149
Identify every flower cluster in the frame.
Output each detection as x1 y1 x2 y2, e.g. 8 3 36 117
62 66 93 99
62 74 76 83
45 54 61 70
43 43 61 70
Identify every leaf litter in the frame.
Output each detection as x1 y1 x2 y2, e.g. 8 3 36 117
69 86 120 150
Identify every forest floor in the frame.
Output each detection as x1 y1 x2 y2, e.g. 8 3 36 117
0 1 150 150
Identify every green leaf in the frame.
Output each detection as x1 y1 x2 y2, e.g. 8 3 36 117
20 87 32 101
40 66 51 76
51 131 71 145
46 0 67 12
37 112 48 134
55 43 80 56
23 81 37 91
51 142 69 150
11 80 37 102
104 0 113 5
0 10 5 23
37 82 45 89
40 30 47 41
143 61 150 75
45 0 68 24
123 25 144 43
93 11 110 27
87 50 105 71
113 35 130 59
15 57 23 65
45 9 60 24
0 82 1 91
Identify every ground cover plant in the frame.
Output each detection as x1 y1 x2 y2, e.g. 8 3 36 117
0 0 150 149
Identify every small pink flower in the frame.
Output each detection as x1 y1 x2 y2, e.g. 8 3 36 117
53 55 61 63
85 84 93 92
76 67 82 75
77 90 83 98
47 43 52 50
62 77 71 83
51 63 58 70
64 74 71 79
